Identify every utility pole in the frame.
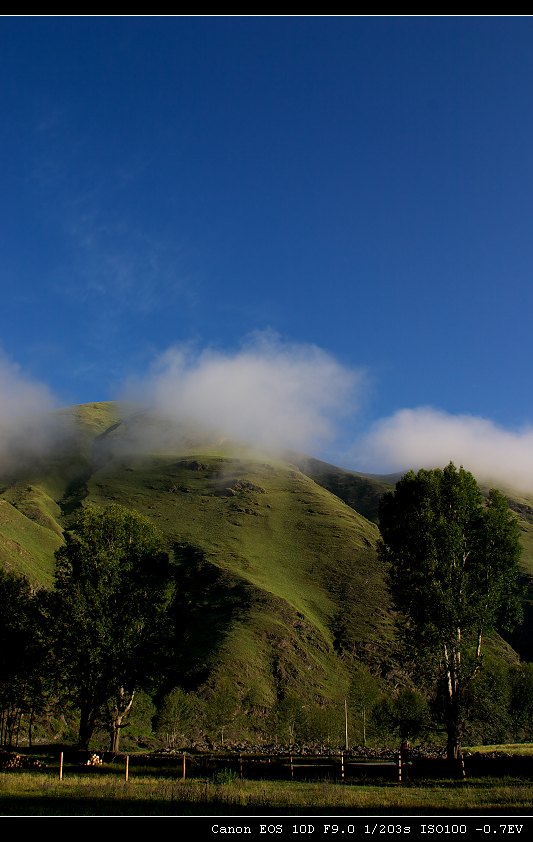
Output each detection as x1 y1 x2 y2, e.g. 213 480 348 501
344 698 349 751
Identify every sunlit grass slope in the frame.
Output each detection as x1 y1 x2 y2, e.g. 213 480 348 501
84 448 385 645
0 402 392 710
0 403 121 584
0 496 61 588
78 412 393 705
2 402 533 708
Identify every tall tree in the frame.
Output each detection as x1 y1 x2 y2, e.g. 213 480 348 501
509 662 533 741
52 504 171 751
0 569 51 749
0 569 35 747
378 463 523 762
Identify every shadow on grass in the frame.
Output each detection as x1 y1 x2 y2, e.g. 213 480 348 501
2 787 531 817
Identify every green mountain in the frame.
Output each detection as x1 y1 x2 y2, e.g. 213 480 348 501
1 401 531 731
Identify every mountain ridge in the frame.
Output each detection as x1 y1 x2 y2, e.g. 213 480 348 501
1 401 530 739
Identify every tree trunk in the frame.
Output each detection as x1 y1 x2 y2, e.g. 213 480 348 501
446 701 461 763
78 702 98 751
109 719 121 754
109 688 135 754
444 641 461 765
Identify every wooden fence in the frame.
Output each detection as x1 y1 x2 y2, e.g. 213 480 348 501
13 748 533 784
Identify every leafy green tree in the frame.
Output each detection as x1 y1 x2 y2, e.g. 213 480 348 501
509 662 533 741
0 569 51 748
155 686 204 748
269 692 307 746
52 504 171 751
461 660 512 746
348 666 382 747
120 689 157 747
378 463 523 762
0 569 34 746
203 676 245 746
372 688 430 742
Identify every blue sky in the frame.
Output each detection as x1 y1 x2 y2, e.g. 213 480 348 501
2 16 533 482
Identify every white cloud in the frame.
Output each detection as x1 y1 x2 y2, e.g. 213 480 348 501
357 406 533 492
124 333 363 455
0 352 60 470
8 329 533 498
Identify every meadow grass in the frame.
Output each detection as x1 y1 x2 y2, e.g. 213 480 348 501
2 770 533 816
466 743 533 756
0 497 61 586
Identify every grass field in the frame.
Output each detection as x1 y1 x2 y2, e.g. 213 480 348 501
3 743 533 816
467 743 533 756
2 770 533 815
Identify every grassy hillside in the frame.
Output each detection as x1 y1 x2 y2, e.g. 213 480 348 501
291 454 396 524
1 401 532 732
0 402 121 584
0 403 394 726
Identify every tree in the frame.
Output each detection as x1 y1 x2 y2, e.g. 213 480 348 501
378 463 523 763
155 686 204 748
461 659 512 746
0 569 41 747
509 662 533 741
348 666 381 747
372 688 430 743
52 504 171 751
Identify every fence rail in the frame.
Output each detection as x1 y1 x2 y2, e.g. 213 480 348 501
116 750 533 782
5 748 533 783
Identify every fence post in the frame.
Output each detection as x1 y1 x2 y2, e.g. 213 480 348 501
59 751 63 781
340 751 345 780
397 751 402 783
290 753 294 780
182 751 186 780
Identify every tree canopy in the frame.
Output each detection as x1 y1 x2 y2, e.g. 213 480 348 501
52 504 171 750
378 462 523 761
0 569 46 748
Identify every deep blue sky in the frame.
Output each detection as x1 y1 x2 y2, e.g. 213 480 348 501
2 16 533 472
